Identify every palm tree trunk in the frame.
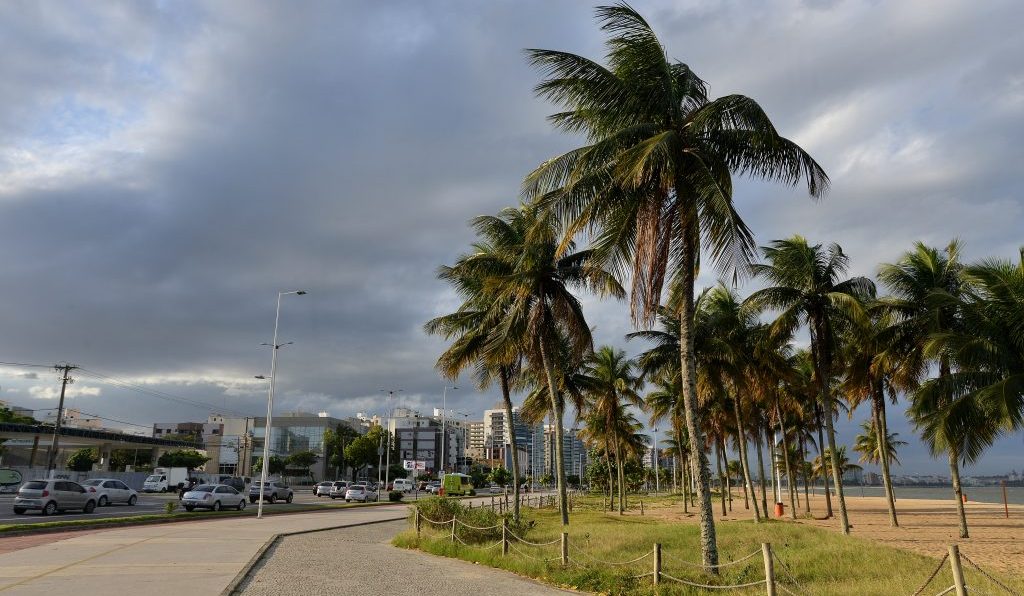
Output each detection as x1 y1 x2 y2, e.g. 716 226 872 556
754 425 768 516
612 431 625 515
801 437 811 514
873 383 898 528
813 317 850 534
813 401 833 518
732 395 761 520
949 447 969 539
765 421 778 506
538 340 569 526
716 441 727 517
681 449 689 514
779 423 797 520
604 439 615 511
721 438 733 512
500 367 521 524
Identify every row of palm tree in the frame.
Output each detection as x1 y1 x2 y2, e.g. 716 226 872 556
426 2 1023 565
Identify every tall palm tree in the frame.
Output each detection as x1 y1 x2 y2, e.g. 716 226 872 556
877 241 977 537
812 446 862 483
747 236 875 534
853 420 907 467
524 3 827 566
578 346 644 514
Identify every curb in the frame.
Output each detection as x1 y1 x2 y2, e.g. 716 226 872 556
220 515 409 596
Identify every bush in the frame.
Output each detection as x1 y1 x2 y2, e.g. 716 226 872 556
412 496 532 543
468 489 476 496
164 501 178 514
389 490 404 502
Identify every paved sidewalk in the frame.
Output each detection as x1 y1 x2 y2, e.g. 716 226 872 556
239 520 570 595
0 505 410 595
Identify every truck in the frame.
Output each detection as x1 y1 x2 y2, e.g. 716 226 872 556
441 473 474 496
142 467 190 493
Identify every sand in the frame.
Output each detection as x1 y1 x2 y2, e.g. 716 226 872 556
648 489 1024 576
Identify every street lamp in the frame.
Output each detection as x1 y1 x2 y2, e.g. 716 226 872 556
380 389 402 492
440 384 457 474
257 290 307 519
653 426 660 494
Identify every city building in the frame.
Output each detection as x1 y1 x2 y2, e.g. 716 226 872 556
543 426 587 479
482 407 543 477
388 408 465 474
43 408 106 431
465 420 485 463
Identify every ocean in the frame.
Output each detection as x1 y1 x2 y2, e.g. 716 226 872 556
809 485 1024 506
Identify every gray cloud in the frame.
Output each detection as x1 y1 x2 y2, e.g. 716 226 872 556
0 1 1021 474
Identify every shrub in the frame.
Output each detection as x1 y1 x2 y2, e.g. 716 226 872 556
412 496 532 543
388 490 404 502
164 501 178 514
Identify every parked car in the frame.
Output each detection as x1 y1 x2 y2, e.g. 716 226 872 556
182 484 247 511
314 481 334 497
248 481 293 504
344 485 377 502
13 480 97 515
392 479 414 493
328 481 351 499
218 476 247 492
80 478 138 506
427 481 442 494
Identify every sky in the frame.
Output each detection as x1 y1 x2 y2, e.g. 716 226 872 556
0 0 1021 476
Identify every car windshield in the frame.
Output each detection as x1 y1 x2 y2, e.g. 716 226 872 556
82 479 103 486
191 485 215 492
145 475 161 482
23 481 48 490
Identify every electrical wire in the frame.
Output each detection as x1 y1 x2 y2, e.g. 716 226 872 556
76 367 249 417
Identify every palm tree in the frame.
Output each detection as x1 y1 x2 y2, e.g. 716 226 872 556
524 3 827 566
578 346 644 514
747 236 875 534
812 446 862 483
878 241 977 537
853 420 906 467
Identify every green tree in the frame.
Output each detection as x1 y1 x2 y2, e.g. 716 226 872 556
157 449 210 475
0 407 36 424
812 446 862 482
252 455 286 477
525 3 826 569
286 450 318 480
109 449 152 471
489 467 512 486
323 423 360 478
67 448 98 472
853 420 906 467
747 236 874 535
343 426 393 480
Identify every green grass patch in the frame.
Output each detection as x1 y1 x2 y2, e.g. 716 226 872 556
394 495 1024 595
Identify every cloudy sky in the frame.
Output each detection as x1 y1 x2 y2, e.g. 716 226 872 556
1 0 1021 475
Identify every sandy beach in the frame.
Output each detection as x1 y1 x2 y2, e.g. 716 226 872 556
651 489 1024 576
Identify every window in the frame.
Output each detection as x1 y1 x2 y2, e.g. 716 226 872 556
24 481 47 490
115 481 129 490
104 481 117 488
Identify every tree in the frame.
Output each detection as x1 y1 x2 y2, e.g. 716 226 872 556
878 240 981 538
747 236 874 534
252 455 286 477
489 467 512 486
109 449 152 471
578 346 643 514
67 448 98 472
483 203 623 526
812 446 862 482
344 426 389 480
158 449 211 474
287 451 318 480
853 420 906 466
525 3 826 570
0 407 35 424
323 423 360 478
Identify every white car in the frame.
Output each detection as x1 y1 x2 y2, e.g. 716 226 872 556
344 485 377 502
328 481 351 499
392 479 414 493
182 484 246 511
314 481 334 497
80 478 138 507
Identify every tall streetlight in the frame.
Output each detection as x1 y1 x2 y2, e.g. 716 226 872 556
380 389 402 491
439 384 457 474
652 426 660 494
257 289 306 519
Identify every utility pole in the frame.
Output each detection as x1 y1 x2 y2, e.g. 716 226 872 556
46 363 78 477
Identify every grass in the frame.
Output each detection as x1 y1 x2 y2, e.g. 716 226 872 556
393 494 1024 595
0 499 399 535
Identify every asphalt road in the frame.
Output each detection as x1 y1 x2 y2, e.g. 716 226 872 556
0 488 446 525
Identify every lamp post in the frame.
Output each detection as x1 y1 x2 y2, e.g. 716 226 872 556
440 385 457 474
380 389 402 492
257 290 306 519
653 426 660 494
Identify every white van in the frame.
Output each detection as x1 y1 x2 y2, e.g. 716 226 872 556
392 478 415 493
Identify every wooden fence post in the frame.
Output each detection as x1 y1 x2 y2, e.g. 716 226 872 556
948 545 967 596
561 532 569 566
451 518 456 543
762 543 776 596
654 543 662 586
491 495 495 510
502 518 509 556
415 507 421 538
640 500 644 515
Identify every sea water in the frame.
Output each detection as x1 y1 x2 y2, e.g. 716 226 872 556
809 485 1024 505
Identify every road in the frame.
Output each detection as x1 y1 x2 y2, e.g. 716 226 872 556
0 488 477 525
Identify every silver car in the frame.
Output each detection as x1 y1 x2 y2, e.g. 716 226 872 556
80 478 138 507
13 480 98 516
182 484 246 511
314 481 334 497
343 485 377 502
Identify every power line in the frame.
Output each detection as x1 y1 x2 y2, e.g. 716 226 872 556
77 367 249 417
0 361 59 368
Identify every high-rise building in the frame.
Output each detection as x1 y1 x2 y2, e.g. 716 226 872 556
483 407 543 477
388 409 465 474
543 426 587 479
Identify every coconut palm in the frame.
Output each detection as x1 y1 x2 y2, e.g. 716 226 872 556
746 236 875 534
578 346 644 514
877 240 978 537
524 3 828 566
812 446 862 483
853 420 907 467
451 203 622 526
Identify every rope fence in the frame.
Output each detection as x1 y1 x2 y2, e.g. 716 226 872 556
414 500 1017 595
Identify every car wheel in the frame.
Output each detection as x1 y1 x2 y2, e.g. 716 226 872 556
330 495 336 500
237 500 246 511
185 505 195 512
128 495 137 506
212 501 221 512
84 500 96 514
98 496 108 507
42 501 57 516
345 499 350 503
269 494 276 504
13 508 25 515
286 493 293 504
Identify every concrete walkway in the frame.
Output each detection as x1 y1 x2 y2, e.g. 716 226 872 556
239 520 570 595
0 505 410 595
